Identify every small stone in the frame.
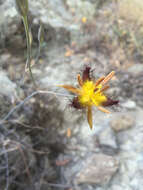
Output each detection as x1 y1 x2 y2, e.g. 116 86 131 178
0 53 11 63
0 71 16 97
76 153 118 185
111 185 132 190
127 64 143 75
121 100 136 109
111 185 123 190
110 114 135 132
98 127 118 154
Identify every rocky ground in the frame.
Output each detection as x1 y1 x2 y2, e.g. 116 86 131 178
1 0 143 190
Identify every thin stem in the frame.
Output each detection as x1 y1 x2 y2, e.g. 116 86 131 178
3 143 9 190
18 145 32 183
47 183 71 188
1 90 75 122
35 24 44 64
22 15 36 87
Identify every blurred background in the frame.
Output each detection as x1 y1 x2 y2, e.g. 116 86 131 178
0 0 143 190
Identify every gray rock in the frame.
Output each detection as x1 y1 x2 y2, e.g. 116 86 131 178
109 118 143 190
111 185 132 190
0 0 96 48
30 0 95 27
110 114 135 132
76 153 119 185
127 64 143 75
0 0 20 45
98 127 118 150
66 0 95 20
121 100 136 109
0 70 16 97
29 0 96 44
135 107 143 126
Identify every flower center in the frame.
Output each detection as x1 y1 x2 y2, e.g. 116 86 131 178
78 80 107 106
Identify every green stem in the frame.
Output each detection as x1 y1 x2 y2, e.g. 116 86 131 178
22 15 36 87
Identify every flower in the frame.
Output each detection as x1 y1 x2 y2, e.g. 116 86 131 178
58 67 118 129
81 17 87 23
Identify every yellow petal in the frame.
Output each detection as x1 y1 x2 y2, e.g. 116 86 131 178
57 85 80 94
87 106 93 129
97 106 111 114
101 71 115 86
92 93 107 106
77 74 83 86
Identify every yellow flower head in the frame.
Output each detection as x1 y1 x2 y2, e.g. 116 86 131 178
81 17 87 23
58 66 118 129
78 80 107 106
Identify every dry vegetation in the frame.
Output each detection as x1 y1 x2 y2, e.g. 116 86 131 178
118 0 143 24
114 0 143 59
